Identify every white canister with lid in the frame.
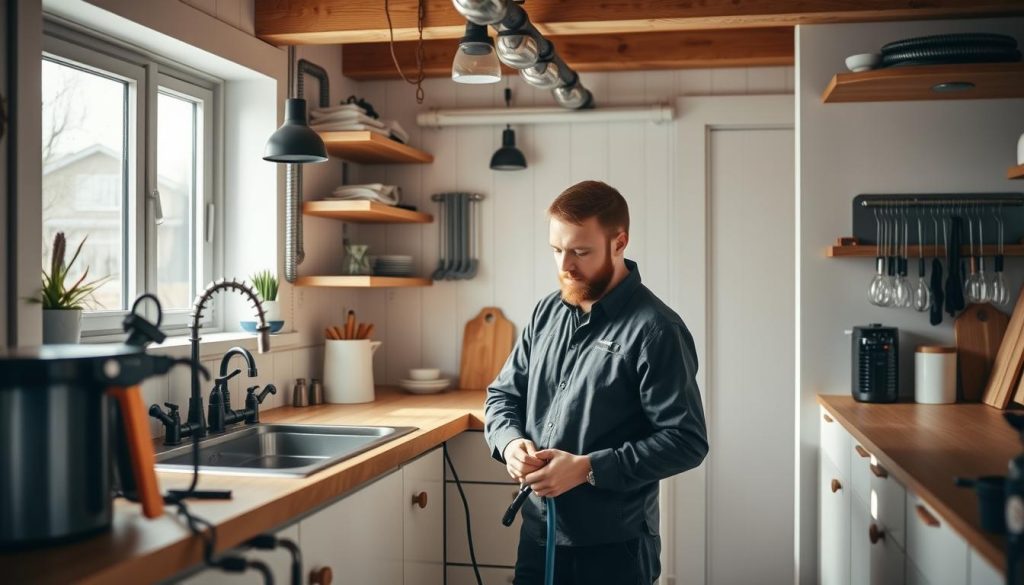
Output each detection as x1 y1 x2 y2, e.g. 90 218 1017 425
915 345 957 404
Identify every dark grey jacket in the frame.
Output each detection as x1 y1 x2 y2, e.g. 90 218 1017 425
484 259 708 546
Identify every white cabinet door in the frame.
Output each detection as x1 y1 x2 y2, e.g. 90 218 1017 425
447 482 523 567
969 548 1004 585
177 525 300 584
851 497 905 585
404 448 444 585
820 456 851 585
905 492 968 585
300 469 405 585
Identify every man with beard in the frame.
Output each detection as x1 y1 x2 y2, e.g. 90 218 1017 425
484 180 709 585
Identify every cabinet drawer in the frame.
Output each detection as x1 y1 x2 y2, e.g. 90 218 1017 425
447 565 515 585
446 430 516 484
851 442 872 506
969 548 1003 585
906 492 968 585
821 406 851 479
819 456 851 585
404 448 444 585
868 460 905 548
446 482 522 566
851 499 905 585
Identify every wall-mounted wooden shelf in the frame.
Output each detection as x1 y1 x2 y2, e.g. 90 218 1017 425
827 244 1024 257
1009 164 1024 180
318 131 433 164
303 200 433 223
294 276 432 288
822 62 1024 103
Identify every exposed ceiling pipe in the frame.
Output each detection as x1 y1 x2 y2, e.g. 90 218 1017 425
452 0 593 110
416 104 674 128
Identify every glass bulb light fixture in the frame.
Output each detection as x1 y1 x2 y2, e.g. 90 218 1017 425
452 22 501 85
496 31 540 69
263 98 328 163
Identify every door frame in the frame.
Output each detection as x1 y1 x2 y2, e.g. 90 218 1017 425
668 95 794 585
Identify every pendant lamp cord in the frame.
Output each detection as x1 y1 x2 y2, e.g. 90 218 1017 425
385 0 426 103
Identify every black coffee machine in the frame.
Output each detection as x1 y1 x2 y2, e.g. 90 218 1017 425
851 324 899 403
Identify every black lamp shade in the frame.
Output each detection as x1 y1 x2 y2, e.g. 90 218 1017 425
263 98 328 163
490 127 527 171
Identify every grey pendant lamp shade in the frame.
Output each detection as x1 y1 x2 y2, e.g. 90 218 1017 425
263 98 328 163
490 126 527 170
490 86 526 170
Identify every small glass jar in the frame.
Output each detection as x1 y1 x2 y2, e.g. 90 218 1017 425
343 244 372 275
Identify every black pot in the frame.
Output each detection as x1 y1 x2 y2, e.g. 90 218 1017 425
0 345 172 547
955 475 1007 534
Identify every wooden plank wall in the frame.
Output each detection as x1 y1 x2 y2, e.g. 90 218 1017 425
347 67 794 386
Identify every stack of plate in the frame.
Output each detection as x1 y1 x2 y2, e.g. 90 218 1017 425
880 33 1020 68
398 378 451 394
374 255 414 277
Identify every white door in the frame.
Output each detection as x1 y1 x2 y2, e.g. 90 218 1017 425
672 95 794 585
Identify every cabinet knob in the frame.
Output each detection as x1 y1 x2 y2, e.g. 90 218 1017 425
831 479 842 493
412 491 428 509
868 523 885 544
855 445 870 458
310 566 333 585
823 414 834 423
869 463 888 479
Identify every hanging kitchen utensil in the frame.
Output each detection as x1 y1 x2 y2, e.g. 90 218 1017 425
431 193 448 280
465 195 480 279
945 215 966 316
913 213 931 312
930 210 945 325
955 303 1010 402
459 307 516 390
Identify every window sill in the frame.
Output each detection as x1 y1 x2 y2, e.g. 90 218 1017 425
85 329 304 360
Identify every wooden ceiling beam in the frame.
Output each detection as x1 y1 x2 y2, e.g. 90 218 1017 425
255 0 1024 45
342 28 794 81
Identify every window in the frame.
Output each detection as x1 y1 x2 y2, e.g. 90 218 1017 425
41 26 219 337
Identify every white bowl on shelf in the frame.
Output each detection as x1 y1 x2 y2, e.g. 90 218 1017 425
845 53 880 73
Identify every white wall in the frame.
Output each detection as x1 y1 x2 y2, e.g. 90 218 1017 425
796 17 1024 584
350 66 794 387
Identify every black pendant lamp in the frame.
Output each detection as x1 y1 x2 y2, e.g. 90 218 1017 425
490 87 527 171
263 97 328 164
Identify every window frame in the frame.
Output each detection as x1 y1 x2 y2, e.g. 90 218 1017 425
41 22 223 340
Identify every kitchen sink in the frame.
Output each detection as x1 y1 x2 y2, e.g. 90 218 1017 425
154 424 418 478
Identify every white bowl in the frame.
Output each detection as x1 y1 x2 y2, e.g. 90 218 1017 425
845 53 880 73
399 378 450 394
408 368 441 381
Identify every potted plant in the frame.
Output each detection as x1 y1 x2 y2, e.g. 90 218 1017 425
247 269 283 333
37 232 106 344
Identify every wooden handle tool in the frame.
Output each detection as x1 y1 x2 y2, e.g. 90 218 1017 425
344 311 356 340
107 385 164 519
362 323 374 340
355 323 369 340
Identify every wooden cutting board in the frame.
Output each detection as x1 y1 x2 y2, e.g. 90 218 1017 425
982 286 1024 408
955 303 1009 402
459 307 516 391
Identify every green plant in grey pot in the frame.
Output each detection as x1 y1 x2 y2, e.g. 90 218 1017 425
36 232 106 344
248 269 282 333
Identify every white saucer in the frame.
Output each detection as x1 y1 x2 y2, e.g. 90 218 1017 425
398 378 451 394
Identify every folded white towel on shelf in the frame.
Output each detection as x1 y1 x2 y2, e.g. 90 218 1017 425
385 120 410 143
326 183 401 205
310 122 391 137
311 104 366 118
310 111 386 128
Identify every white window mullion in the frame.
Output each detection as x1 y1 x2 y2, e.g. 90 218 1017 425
139 62 158 325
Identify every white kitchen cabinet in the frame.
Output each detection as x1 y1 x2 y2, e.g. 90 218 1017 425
820 455 852 585
821 406 852 480
404 448 444 585
906 492 968 585
301 468 405 584
447 565 516 585
444 430 512 483
447 482 524 567
177 524 300 584
869 460 906 548
850 496 905 585
969 548 1003 585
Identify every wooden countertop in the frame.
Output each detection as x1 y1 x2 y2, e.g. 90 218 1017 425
4 387 487 585
817 395 1019 571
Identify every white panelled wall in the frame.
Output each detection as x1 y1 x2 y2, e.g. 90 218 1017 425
347 67 794 386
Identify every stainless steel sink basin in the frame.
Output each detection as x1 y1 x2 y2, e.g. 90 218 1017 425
154 424 417 477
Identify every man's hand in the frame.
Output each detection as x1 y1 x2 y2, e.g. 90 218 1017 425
523 449 591 498
503 438 545 482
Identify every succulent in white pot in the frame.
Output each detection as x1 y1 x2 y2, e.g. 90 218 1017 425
35 232 107 344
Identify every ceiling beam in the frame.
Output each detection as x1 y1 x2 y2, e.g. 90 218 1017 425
342 28 794 81
255 0 1024 45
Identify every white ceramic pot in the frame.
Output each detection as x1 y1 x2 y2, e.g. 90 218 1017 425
323 339 383 404
915 345 956 404
261 299 281 322
42 309 82 344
